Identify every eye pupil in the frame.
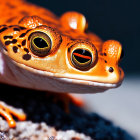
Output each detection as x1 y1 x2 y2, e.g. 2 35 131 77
70 43 98 71
73 49 92 64
29 32 52 57
33 37 48 49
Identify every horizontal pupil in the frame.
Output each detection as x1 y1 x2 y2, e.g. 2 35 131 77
73 49 92 63
74 55 90 63
34 37 48 48
74 49 91 56
73 53 91 60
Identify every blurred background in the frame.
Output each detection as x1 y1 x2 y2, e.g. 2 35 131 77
27 0 140 139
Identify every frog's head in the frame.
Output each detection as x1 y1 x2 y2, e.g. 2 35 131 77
0 12 124 93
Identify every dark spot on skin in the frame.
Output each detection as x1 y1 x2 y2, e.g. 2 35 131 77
18 45 21 47
70 38 75 41
20 11 29 16
100 53 104 56
22 39 26 46
66 42 71 46
19 33 26 38
26 29 31 34
5 41 12 45
0 27 8 33
109 67 114 73
6 2 16 8
23 54 31 61
19 29 31 38
12 39 17 44
19 26 26 30
28 33 32 41
68 47 71 52
104 53 107 56
9 25 15 28
13 28 20 31
105 60 107 63
24 48 29 53
13 46 18 53
3 35 13 40
0 25 6 28
6 17 16 23
5 39 17 45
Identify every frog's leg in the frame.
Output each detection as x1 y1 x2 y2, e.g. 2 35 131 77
0 101 26 127
68 94 84 107
46 92 84 113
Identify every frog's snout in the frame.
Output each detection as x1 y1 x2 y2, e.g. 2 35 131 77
101 40 124 84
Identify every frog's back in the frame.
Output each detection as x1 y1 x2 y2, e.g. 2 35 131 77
0 0 58 25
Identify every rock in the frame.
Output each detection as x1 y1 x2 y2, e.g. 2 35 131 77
0 117 92 140
0 84 136 140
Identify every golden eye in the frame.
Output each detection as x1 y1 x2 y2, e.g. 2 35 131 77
71 48 94 70
29 32 51 57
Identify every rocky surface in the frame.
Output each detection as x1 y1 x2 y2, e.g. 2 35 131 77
0 118 92 140
0 84 136 140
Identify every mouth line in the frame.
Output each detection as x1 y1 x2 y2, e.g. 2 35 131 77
58 77 120 88
12 59 120 89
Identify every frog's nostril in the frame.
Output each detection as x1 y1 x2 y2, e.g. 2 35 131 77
109 67 114 73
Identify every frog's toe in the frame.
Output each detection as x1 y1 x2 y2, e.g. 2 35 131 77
0 101 26 128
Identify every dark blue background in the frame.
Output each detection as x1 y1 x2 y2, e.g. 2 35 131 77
28 0 140 75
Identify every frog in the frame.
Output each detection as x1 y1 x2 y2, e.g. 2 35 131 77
0 0 124 128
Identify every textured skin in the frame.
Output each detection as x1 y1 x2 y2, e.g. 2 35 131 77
0 0 124 127
0 0 124 85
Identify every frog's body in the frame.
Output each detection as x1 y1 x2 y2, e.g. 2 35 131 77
0 0 124 127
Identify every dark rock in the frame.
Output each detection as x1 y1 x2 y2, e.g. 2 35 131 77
0 84 136 140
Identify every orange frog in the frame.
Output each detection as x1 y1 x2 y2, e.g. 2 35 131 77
0 0 124 127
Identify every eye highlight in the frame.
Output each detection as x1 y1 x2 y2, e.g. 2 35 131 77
29 32 51 57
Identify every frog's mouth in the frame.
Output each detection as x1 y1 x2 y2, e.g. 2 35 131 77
12 58 123 93
58 77 122 88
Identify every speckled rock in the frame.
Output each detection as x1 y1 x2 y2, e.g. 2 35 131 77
0 84 136 140
0 117 92 140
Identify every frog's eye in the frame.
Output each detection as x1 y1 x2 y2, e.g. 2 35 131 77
71 48 97 70
29 32 51 57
